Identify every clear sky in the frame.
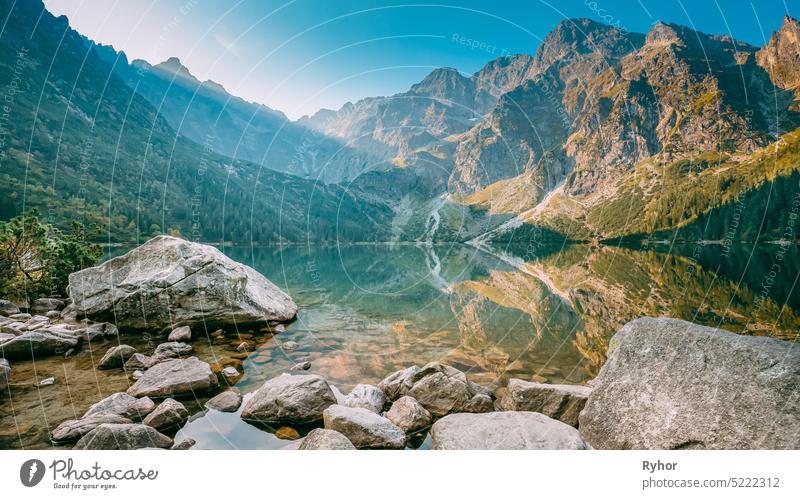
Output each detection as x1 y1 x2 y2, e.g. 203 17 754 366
43 0 799 119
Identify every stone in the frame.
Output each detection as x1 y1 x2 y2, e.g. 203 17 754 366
143 398 189 430
275 426 301 440
378 365 420 401
125 353 155 370
172 438 195 450
221 366 240 384
0 300 20 316
579 317 800 450
236 342 250 352
98 345 137 370
282 341 300 350
79 322 118 342
290 361 311 371
73 423 173 450
495 379 591 427
45 310 61 319
30 298 66 314
406 362 490 417
241 374 336 424
322 405 405 449
0 358 9 393
298 428 356 450
384 396 432 433
83 392 156 420
38 377 56 386
9 313 31 320
431 412 590 450
132 370 144 380
0 331 79 360
343 384 386 413
50 414 132 442
168 326 192 342
153 341 192 359
67 235 297 330
127 357 218 398
0 333 14 344
205 390 243 412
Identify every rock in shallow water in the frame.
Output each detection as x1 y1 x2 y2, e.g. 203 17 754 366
67 235 297 330
431 411 590 450
384 396 432 433
241 374 336 424
0 331 79 360
579 317 800 450
168 326 191 342
343 384 385 413
299 428 356 450
98 345 137 370
323 405 405 449
83 392 156 420
73 423 173 450
378 365 419 401
0 358 9 393
143 398 188 430
205 390 243 412
51 414 132 442
496 379 591 427
127 357 218 398
406 362 492 417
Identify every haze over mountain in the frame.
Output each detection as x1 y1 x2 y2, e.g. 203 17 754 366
2 0 800 245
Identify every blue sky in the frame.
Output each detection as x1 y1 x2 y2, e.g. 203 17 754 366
43 0 799 119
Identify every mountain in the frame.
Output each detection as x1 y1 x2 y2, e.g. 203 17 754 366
451 17 800 242
86 45 377 184
0 0 394 243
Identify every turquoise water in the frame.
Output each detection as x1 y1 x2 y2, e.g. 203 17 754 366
2 242 798 449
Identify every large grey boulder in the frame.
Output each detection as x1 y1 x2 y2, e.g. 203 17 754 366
579 317 800 450
0 331 79 360
142 398 188 430
241 374 336 424
168 326 191 342
0 358 10 393
299 428 356 450
384 396 432 433
98 345 137 370
323 405 405 449
50 414 132 442
30 298 65 314
205 390 243 412
83 392 156 420
67 235 297 330
78 322 119 343
406 362 492 417
127 357 218 398
0 300 20 316
378 365 419 401
73 423 173 450
431 412 590 450
343 384 385 413
496 379 591 427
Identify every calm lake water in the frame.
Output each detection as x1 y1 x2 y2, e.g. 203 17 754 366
1 242 798 449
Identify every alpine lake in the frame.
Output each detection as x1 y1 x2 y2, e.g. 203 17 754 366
1 241 798 449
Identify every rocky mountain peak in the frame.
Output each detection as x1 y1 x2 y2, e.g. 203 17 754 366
410 67 475 104
152 56 198 83
756 15 800 90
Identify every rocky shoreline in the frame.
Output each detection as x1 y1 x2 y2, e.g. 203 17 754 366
2 236 798 450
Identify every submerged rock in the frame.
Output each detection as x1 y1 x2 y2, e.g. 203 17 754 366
73 423 173 450
51 414 132 442
496 379 591 427
127 357 218 398
205 390 243 412
67 235 297 330
98 345 137 370
83 392 156 420
299 428 356 450
343 384 385 414
384 396 432 433
378 365 419 401
431 412 590 450
168 326 191 342
323 405 405 449
241 374 336 424
579 317 800 450
143 398 188 430
290 361 311 371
